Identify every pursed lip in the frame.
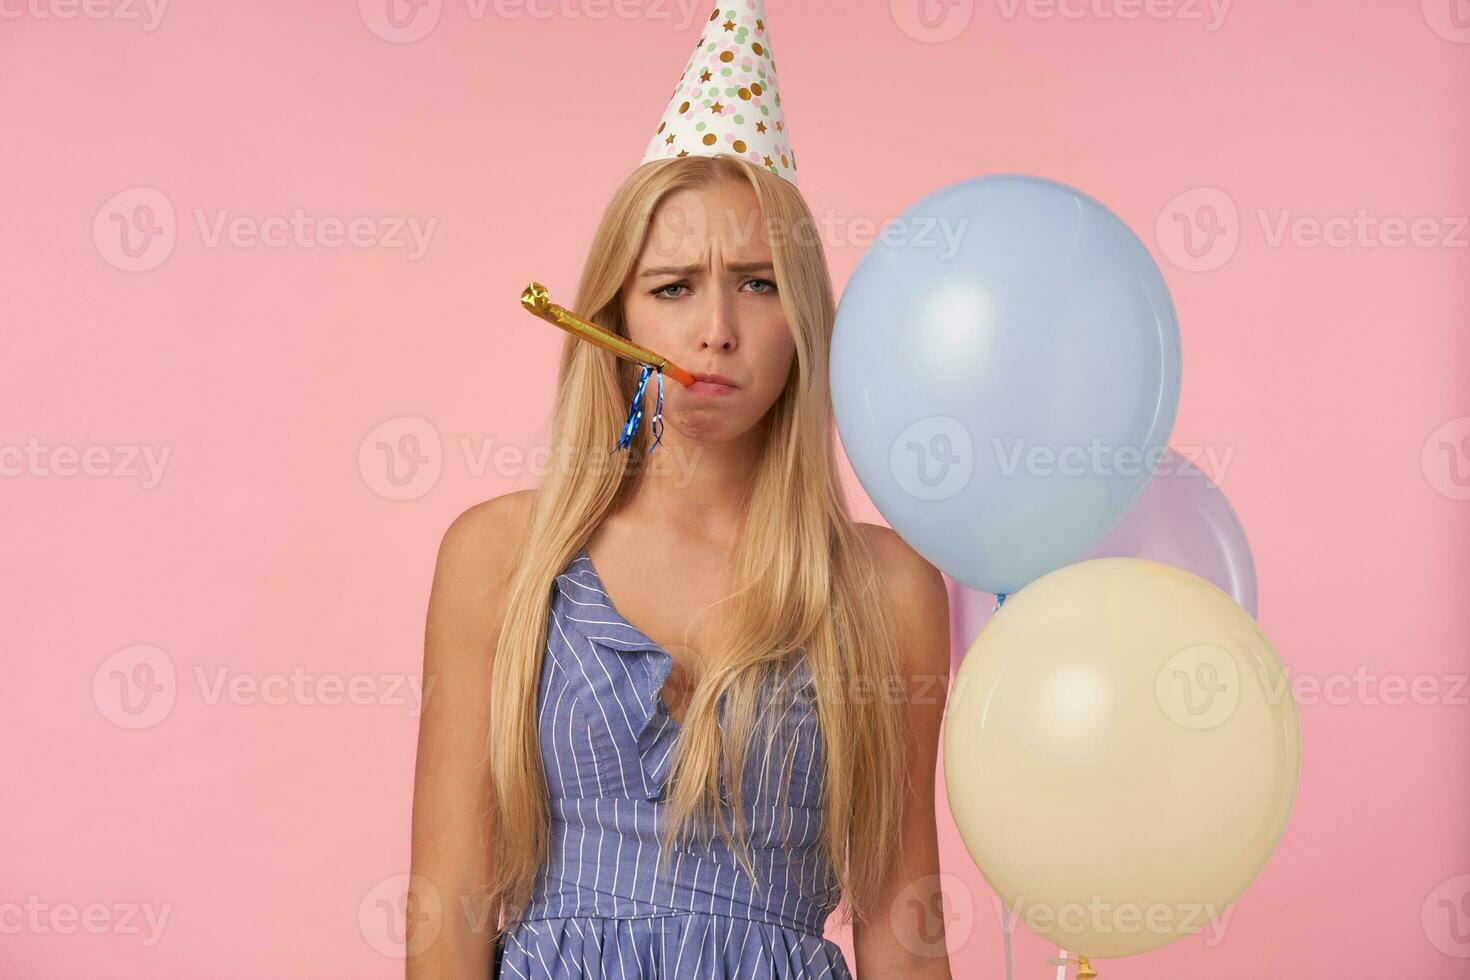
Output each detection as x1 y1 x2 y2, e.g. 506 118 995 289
690 371 740 389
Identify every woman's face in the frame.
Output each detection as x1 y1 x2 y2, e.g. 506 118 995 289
621 179 796 443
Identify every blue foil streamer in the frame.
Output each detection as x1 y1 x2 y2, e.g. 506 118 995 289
613 365 665 454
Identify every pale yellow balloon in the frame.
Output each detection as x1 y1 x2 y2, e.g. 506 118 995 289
944 558 1300 959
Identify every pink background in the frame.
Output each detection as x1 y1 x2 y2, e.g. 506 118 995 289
3 1 1468 977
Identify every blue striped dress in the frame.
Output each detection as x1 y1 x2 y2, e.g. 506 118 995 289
495 547 852 979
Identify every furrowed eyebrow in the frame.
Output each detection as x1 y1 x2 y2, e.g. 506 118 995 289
638 261 775 278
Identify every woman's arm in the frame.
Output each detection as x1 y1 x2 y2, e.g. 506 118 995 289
852 524 956 980
406 490 532 978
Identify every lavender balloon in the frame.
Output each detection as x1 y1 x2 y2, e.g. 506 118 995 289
947 576 997 672
1081 446 1259 618
948 449 1257 671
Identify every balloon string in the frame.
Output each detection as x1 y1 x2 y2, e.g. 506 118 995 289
1001 906 1012 980
613 365 665 454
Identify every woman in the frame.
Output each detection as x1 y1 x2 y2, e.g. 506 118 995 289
409 6 953 978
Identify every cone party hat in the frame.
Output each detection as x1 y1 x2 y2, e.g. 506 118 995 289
639 1 798 186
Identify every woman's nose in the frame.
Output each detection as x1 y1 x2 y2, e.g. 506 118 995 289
697 293 738 350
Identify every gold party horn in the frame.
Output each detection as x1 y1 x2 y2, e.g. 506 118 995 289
520 281 696 387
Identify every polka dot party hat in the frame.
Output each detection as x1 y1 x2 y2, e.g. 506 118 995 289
639 0 798 186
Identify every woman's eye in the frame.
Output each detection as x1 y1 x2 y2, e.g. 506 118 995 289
650 278 776 300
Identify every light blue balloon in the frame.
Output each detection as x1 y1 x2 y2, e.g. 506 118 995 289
831 174 1181 596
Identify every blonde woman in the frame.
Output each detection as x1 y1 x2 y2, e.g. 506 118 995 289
407 151 954 979
409 6 953 978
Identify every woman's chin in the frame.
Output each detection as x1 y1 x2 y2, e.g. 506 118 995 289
664 407 755 444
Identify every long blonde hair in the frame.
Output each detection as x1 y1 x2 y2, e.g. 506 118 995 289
484 152 909 946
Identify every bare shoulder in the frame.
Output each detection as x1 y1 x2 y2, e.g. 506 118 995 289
434 489 536 583
855 522 950 676
426 489 537 648
855 521 947 609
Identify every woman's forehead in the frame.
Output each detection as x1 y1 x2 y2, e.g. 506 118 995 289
641 185 772 262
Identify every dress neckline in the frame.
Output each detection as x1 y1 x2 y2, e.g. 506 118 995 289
574 545 670 656
574 545 686 731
